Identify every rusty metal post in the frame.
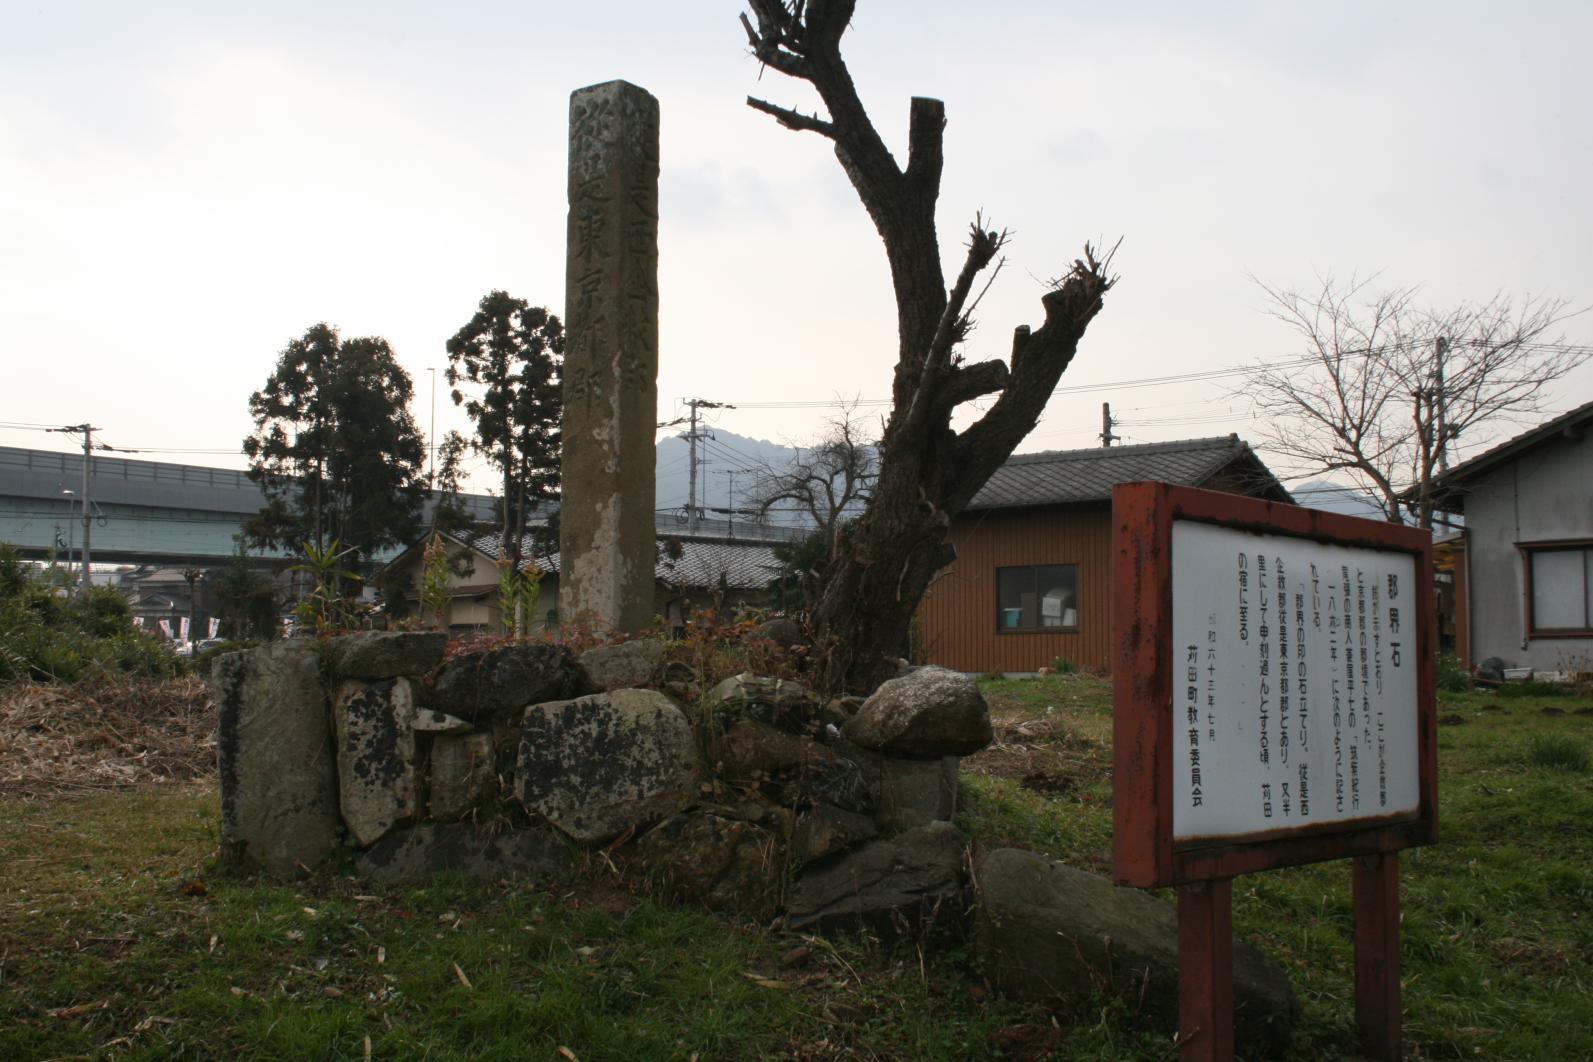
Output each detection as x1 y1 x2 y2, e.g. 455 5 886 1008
1354 852 1402 1061
1178 877 1235 1062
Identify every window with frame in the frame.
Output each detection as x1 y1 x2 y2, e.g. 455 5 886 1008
1527 544 1593 635
996 564 1079 632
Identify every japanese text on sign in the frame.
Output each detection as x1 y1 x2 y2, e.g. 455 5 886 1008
1170 521 1419 840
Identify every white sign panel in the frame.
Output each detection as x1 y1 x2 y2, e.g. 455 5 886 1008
1171 520 1420 841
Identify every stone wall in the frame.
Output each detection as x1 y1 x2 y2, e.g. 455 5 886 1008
212 634 1298 1049
211 634 989 928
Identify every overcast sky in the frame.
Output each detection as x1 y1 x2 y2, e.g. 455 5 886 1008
4 1 1590 491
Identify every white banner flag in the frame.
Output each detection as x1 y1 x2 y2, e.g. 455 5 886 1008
158 618 173 639
208 617 220 639
178 616 191 642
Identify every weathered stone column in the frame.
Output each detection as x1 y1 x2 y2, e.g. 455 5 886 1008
559 79 660 636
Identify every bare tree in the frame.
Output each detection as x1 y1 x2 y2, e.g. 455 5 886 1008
1244 275 1584 528
752 406 877 560
741 2 1115 691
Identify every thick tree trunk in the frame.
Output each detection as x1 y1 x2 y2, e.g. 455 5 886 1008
741 2 1114 692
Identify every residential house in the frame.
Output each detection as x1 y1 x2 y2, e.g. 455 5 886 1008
1430 399 1593 674
121 565 214 640
916 435 1292 674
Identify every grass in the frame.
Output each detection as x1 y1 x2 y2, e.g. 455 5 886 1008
1527 733 1591 772
4 675 1592 1059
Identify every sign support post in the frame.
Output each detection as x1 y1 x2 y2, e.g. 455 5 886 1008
1177 878 1234 1062
1354 852 1401 1061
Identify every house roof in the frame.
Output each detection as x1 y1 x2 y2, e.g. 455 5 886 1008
967 435 1291 510
424 528 783 592
1429 398 1593 508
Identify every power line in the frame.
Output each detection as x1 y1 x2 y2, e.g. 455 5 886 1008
711 339 1593 411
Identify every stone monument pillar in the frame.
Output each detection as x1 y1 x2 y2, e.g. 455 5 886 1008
559 80 660 635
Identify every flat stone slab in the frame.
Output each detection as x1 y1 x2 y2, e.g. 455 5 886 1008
843 666 993 757
786 821 967 935
975 848 1297 1057
333 678 418 847
413 708 473 734
357 822 569 883
430 643 591 724
214 643 340 876
791 803 879 864
517 689 700 843
327 630 447 681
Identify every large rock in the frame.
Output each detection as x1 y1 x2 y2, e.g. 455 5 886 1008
327 630 447 681
701 673 824 736
975 849 1297 1058
843 666 993 757
631 812 780 913
430 732 498 820
754 617 805 649
213 643 340 876
578 639 665 691
430 643 591 724
333 678 418 847
786 821 968 935
357 822 569 883
517 689 700 843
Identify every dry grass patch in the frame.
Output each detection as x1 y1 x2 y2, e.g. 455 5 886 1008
0 675 215 800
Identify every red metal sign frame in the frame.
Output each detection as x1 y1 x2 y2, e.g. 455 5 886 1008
1112 481 1439 889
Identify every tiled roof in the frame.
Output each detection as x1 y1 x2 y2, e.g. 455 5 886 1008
448 529 782 591
968 435 1289 509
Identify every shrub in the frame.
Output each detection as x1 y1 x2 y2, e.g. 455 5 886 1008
1435 653 1471 693
1527 734 1590 773
0 545 182 685
191 639 243 675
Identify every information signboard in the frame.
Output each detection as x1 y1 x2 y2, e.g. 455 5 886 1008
1113 482 1437 888
1170 521 1420 841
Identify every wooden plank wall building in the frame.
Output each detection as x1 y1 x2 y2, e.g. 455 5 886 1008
917 436 1291 674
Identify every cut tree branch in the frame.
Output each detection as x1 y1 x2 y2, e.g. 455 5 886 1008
746 96 835 137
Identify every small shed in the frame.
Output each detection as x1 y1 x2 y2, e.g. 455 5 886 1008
917 435 1290 674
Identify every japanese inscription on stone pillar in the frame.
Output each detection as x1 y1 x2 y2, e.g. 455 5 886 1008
559 80 660 634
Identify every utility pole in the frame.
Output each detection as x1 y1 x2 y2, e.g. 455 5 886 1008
681 398 732 533
1434 337 1450 473
716 468 742 538
1100 402 1118 448
48 423 98 597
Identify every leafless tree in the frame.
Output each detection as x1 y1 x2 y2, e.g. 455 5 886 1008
741 2 1115 691
752 406 877 560
1244 274 1584 529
